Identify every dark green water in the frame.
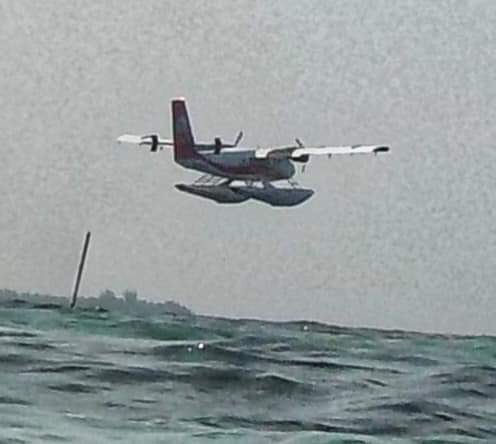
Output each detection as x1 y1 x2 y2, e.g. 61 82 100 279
0 301 495 443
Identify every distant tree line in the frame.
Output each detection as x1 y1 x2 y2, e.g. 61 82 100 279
0 288 192 316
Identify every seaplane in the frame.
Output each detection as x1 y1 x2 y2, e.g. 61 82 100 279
117 98 390 206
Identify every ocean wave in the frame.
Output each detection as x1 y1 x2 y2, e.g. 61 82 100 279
0 304 494 442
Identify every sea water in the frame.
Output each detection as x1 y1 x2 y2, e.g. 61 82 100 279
0 302 495 443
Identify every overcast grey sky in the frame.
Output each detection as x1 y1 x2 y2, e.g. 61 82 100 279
1 0 495 334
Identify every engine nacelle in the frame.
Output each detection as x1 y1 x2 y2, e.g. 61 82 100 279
140 134 160 152
292 154 309 163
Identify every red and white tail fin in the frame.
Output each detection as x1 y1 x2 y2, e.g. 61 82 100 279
172 98 198 161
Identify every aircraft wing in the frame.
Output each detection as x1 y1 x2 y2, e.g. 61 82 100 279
254 145 298 159
255 144 390 159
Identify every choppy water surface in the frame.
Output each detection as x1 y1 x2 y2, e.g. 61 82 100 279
0 302 495 443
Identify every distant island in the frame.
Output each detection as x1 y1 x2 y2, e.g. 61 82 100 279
0 288 192 316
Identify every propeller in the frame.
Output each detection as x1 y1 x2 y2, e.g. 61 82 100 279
213 131 244 154
233 131 243 147
140 134 161 152
295 138 309 173
214 137 222 154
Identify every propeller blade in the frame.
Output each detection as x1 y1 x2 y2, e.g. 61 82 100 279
141 134 159 152
234 131 243 146
214 137 222 154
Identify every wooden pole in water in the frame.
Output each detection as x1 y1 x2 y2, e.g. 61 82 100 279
70 231 91 309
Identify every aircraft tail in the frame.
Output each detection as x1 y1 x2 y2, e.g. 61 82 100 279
172 98 198 161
